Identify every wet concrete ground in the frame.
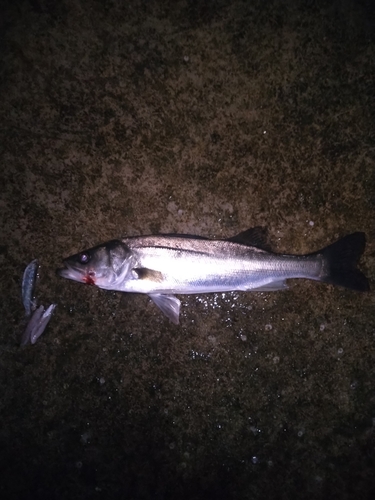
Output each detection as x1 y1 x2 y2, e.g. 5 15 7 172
1 0 374 498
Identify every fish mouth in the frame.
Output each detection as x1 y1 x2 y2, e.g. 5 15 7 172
56 266 73 279
56 262 84 281
57 261 96 285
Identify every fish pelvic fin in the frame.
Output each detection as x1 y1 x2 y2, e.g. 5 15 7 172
148 294 181 324
314 232 369 291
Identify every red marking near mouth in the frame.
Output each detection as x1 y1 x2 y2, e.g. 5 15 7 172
83 274 96 285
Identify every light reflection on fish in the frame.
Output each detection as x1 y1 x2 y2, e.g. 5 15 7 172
57 227 369 324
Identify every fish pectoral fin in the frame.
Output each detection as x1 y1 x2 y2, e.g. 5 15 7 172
249 280 288 291
133 268 163 282
148 294 181 325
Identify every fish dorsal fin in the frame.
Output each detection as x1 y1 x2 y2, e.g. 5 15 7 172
227 226 272 251
133 268 163 282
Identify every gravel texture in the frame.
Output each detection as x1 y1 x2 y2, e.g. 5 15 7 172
1 1 374 499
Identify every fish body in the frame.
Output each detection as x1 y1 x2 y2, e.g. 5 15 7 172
57 228 369 324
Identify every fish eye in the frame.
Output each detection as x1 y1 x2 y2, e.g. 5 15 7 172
79 252 90 264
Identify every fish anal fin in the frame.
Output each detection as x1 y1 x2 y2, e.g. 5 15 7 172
133 268 163 282
227 227 272 251
249 280 288 291
148 294 181 324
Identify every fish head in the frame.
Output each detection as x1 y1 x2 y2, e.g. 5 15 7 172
57 240 132 289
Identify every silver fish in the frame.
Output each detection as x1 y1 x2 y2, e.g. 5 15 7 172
57 228 369 324
21 304 57 346
22 259 38 317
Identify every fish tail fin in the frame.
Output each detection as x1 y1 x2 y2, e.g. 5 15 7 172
316 232 369 291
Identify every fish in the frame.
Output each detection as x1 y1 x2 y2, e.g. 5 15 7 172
22 259 38 317
57 228 369 324
21 304 57 346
